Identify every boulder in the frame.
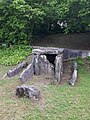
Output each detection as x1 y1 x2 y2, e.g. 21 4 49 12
16 85 40 100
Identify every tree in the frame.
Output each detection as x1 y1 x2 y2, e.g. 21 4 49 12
0 0 90 45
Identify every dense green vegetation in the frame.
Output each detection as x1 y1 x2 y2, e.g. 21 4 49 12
0 0 90 45
0 1 90 119
0 64 90 120
0 45 31 65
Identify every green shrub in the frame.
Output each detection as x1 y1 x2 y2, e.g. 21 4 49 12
0 0 89 46
76 57 84 66
87 56 90 61
86 56 90 64
69 57 84 66
0 45 32 66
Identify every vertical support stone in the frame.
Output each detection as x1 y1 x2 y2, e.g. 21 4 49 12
34 54 40 75
47 62 54 77
39 55 48 75
69 62 78 86
37 54 54 77
54 54 63 84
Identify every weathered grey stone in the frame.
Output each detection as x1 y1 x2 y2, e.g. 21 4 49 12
32 47 64 55
32 49 44 55
19 64 34 82
34 55 40 75
33 54 54 77
16 85 40 100
7 61 28 77
63 49 90 61
19 56 34 82
39 55 54 76
69 62 78 86
32 46 90 60
47 62 54 77
39 55 47 74
54 54 63 84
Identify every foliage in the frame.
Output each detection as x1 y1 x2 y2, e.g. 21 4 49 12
0 45 31 65
87 56 90 60
0 0 45 45
0 0 90 45
76 57 84 66
86 56 90 64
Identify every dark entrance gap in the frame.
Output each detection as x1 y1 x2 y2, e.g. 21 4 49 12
44 54 57 66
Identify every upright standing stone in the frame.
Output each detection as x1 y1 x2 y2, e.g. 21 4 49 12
69 62 78 86
39 55 48 75
34 54 40 75
39 55 54 77
54 54 63 84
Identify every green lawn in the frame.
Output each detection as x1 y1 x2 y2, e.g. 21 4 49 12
0 64 90 120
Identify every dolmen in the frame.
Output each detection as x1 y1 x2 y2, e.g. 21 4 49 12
19 47 64 84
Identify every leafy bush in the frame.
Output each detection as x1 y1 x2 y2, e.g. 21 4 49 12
76 57 84 66
0 0 89 45
0 45 31 66
87 56 90 60
69 57 84 66
86 56 90 64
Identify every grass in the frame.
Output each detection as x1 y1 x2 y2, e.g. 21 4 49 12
0 45 31 66
0 63 90 120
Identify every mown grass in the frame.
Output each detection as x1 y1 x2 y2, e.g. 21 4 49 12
0 64 90 120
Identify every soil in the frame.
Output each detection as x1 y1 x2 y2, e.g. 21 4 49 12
32 32 90 50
